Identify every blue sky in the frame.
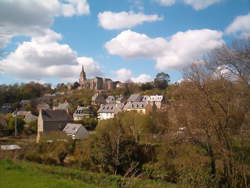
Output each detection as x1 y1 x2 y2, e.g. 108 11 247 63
0 0 249 85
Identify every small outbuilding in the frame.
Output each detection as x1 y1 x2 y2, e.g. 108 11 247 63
63 123 89 140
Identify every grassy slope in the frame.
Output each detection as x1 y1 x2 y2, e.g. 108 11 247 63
0 159 180 188
0 160 97 188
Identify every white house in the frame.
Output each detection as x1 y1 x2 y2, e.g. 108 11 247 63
73 106 93 121
142 95 164 109
63 123 89 140
97 104 123 120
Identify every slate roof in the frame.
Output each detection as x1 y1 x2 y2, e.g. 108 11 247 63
24 113 38 122
63 123 82 135
97 104 123 113
54 102 69 110
16 111 31 117
37 103 50 110
20 100 31 105
41 109 72 122
106 96 116 103
124 102 147 110
127 94 142 102
73 106 92 116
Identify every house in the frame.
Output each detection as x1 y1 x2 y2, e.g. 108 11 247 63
63 123 89 140
15 110 31 117
91 93 106 105
142 95 164 109
73 106 93 121
37 103 50 111
0 103 12 114
24 113 38 123
106 96 116 104
97 104 124 120
37 109 72 142
53 101 70 112
20 100 31 106
115 95 124 104
127 94 142 102
123 102 148 114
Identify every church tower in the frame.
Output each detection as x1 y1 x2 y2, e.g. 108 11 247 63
79 65 87 87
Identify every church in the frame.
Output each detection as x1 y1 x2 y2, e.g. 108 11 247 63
79 66 116 91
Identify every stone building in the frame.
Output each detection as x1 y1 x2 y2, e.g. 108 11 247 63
36 109 72 142
79 65 116 91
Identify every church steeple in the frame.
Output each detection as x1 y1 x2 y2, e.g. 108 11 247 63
81 65 84 73
79 65 87 86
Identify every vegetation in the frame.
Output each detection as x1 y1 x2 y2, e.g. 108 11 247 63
0 38 250 187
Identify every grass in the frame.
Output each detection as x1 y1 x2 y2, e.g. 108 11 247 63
0 159 97 188
0 159 181 188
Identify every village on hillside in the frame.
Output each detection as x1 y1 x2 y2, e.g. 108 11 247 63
0 66 168 143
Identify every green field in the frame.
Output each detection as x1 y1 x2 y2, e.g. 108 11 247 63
0 159 180 188
0 159 97 188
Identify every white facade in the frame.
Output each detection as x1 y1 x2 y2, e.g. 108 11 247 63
142 95 163 109
98 112 115 120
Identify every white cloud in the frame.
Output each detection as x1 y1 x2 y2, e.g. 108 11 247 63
225 13 250 38
0 0 90 48
114 68 132 82
98 11 162 30
183 0 222 10
114 68 152 83
105 29 224 70
0 30 102 82
132 74 152 83
156 0 222 10
156 0 176 6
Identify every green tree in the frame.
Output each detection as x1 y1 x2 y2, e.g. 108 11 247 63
154 72 170 90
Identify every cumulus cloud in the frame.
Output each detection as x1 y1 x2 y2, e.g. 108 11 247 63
105 29 224 70
0 30 102 82
98 11 162 30
132 74 152 83
156 0 222 10
0 0 90 48
225 13 250 38
114 68 132 82
114 68 152 83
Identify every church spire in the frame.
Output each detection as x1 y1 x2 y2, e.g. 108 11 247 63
82 65 84 73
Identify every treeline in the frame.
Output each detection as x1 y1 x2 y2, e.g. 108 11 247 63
0 82 52 107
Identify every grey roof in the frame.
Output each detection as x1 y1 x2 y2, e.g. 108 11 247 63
16 111 31 116
63 123 83 135
97 104 123 113
124 102 147 110
73 106 92 116
41 109 72 122
142 95 163 102
106 96 116 103
24 113 38 122
127 94 142 102
92 93 105 101
37 103 50 109
1 145 21 150
54 102 69 110
20 100 31 105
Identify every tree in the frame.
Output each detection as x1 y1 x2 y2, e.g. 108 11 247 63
154 72 170 90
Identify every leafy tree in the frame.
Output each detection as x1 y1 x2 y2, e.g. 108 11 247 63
140 82 154 91
154 72 170 90
6 117 25 135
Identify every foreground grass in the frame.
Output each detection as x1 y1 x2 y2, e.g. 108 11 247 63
0 159 180 188
0 159 97 188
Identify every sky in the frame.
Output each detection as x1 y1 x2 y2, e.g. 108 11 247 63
0 0 249 85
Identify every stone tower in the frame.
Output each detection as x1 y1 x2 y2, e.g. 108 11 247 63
79 65 87 87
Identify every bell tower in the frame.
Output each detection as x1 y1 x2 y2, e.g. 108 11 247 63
79 65 87 86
